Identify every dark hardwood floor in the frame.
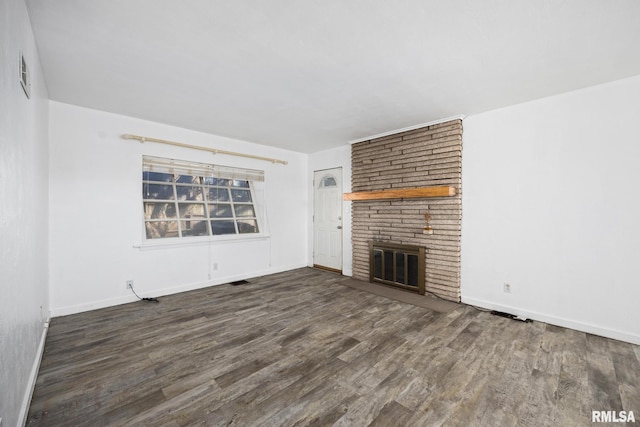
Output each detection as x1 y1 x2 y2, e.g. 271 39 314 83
27 268 640 426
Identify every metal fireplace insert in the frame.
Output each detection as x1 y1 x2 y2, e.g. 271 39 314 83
369 241 425 294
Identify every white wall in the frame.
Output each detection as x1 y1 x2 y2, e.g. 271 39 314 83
308 145 353 276
0 0 50 425
462 75 640 344
49 102 308 316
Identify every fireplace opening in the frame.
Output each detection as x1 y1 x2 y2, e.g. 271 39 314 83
369 241 425 294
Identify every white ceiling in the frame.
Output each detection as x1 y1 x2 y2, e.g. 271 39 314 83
26 0 640 153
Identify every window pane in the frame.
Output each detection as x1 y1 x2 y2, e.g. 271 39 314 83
320 176 337 188
211 220 237 235
143 183 174 200
180 220 209 237
203 177 227 186
231 189 252 202
145 221 179 239
234 204 255 217
206 188 230 202
143 171 173 182
144 202 177 219
176 185 203 201
178 203 206 218
230 180 249 188
237 219 259 234
175 175 199 184
209 204 232 218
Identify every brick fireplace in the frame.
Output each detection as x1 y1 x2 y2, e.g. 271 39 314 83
350 120 462 302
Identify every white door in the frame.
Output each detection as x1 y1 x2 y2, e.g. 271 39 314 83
313 168 343 272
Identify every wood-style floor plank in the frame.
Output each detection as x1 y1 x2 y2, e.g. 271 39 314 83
27 267 640 426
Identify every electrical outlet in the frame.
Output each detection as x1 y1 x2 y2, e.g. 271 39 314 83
503 282 511 293
213 262 218 271
126 280 133 290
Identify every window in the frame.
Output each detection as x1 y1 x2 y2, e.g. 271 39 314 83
319 175 337 188
142 156 263 239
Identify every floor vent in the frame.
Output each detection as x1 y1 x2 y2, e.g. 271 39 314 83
230 280 250 286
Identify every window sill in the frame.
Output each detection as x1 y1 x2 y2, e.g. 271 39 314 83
133 233 270 250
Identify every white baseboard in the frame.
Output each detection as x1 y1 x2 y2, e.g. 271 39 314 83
462 296 640 345
18 320 49 427
50 263 309 318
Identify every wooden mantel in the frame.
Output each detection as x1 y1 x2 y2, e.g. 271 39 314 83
343 186 456 201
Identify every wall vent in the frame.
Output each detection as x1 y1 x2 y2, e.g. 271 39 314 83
19 50 30 99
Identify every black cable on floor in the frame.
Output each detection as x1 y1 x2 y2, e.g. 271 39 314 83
129 284 159 303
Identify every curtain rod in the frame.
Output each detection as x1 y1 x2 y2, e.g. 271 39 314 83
121 134 288 165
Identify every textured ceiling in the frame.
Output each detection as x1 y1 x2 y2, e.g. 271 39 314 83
26 0 640 153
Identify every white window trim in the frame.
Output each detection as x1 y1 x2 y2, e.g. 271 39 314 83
133 233 271 250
